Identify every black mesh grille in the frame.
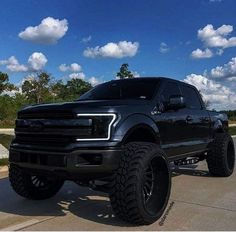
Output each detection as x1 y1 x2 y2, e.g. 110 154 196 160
14 134 75 146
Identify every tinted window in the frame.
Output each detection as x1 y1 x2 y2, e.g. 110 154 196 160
160 82 181 105
79 79 159 100
181 85 202 109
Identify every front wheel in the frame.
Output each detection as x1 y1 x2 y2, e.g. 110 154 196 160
9 164 64 200
110 142 171 225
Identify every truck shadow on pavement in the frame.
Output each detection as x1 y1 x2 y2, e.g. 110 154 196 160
0 178 134 227
0 163 213 228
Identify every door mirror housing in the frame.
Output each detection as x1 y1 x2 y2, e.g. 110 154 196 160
168 95 186 110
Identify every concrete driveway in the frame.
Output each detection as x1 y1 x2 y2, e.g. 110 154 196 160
0 139 236 231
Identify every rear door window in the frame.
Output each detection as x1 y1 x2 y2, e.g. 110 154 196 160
160 82 181 105
181 85 202 109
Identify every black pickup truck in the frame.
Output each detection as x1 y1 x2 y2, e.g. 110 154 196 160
9 77 235 225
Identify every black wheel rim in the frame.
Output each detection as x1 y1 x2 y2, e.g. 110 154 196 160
143 164 154 203
31 176 48 189
142 156 170 216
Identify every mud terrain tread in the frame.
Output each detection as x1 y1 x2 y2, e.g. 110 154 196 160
110 142 170 225
9 164 64 200
207 133 235 177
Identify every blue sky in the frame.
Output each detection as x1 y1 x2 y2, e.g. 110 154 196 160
0 0 236 109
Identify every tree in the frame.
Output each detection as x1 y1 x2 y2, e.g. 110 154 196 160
116 63 134 79
65 78 92 101
51 78 92 102
0 72 16 94
22 72 52 104
51 80 68 101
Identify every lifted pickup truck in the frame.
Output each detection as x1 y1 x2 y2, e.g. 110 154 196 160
9 77 235 225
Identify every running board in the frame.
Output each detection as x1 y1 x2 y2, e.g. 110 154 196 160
174 157 200 166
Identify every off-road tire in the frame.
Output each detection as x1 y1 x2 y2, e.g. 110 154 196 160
110 142 171 225
207 133 235 177
9 164 64 200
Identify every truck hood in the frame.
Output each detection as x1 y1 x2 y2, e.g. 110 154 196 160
18 99 150 117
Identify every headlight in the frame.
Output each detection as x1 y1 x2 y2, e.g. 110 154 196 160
76 113 116 141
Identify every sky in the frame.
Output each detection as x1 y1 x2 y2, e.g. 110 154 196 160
0 0 236 110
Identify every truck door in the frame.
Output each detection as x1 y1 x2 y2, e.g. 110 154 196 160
179 84 211 152
154 81 191 157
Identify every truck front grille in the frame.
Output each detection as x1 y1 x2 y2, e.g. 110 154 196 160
14 118 93 146
14 134 75 146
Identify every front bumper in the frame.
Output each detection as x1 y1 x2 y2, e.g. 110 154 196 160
9 146 123 180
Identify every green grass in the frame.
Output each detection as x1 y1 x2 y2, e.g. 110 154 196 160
229 127 236 136
0 120 15 128
0 158 8 166
0 134 14 149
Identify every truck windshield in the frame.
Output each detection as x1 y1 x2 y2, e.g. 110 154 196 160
78 79 159 101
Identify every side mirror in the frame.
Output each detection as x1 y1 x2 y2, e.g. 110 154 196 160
168 95 186 110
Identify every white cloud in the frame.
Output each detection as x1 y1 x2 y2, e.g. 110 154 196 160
0 56 28 72
0 52 47 72
132 71 140 77
69 72 85 80
191 48 213 59
209 0 222 2
184 74 236 110
159 42 170 53
28 52 47 71
81 35 92 43
19 17 68 44
210 57 236 80
83 41 139 58
59 63 82 72
198 24 236 49
88 77 101 86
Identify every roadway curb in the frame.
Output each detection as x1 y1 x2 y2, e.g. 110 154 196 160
0 128 14 135
0 144 9 159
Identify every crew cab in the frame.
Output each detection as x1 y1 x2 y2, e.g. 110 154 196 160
9 77 235 225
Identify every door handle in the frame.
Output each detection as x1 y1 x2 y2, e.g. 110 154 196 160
186 115 193 122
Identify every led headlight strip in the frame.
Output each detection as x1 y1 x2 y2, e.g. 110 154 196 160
76 113 116 141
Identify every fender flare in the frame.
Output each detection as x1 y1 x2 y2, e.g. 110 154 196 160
213 119 226 134
112 114 161 144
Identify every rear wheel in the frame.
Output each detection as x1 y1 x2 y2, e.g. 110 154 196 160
207 133 235 177
9 164 64 200
110 142 171 225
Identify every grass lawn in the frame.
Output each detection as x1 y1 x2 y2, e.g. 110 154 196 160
0 120 15 128
0 158 8 166
229 127 236 136
0 134 14 149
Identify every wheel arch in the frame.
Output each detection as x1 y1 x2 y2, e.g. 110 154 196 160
113 114 161 145
213 119 228 134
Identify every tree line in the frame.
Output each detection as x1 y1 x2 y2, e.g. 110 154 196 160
0 63 134 126
0 71 92 124
2 62 234 126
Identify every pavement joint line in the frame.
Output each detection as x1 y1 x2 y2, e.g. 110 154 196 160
172 199 236 213
0 216 56 231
